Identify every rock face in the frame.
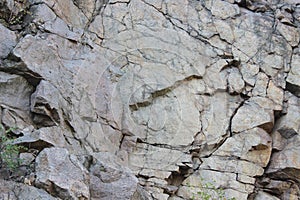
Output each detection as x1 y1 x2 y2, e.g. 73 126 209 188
35 147 90 199
0 179 59 200
0 0 299 199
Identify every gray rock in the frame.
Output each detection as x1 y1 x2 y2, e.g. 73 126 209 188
35 147 90 199
129 143 190 175
254 191 280 200
179 169 251 199
252 72 269 97
32 4 83 42
0 23 17 59
0 72 33 110
257 179 299 200
211 0 240 19
232 12 273 62
0 179 58 200
214 19 234 43
1 106 33 130
31 80 62 125
43 0 88 28
1 0 300 199
12 126 66 148
267 80 284 110
214 127 272 167
228 68 245 94
232 99 274 133
275 93 300 138
277 22 300 47
267 134 300 181
19 152 35 165
287 54 300 96
240 63 259 86
200 156 264 177
267 95 300 183
89 152 139 200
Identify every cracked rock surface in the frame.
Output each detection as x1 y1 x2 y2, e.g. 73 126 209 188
0 0 299 199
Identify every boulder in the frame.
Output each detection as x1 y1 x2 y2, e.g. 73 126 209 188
35 148 90 199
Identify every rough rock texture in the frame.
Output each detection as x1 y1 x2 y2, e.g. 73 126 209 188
0 0 300 199
0 179 59 200
35 147 90 199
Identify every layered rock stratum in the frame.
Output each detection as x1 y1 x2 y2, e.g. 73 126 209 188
0 0 299 199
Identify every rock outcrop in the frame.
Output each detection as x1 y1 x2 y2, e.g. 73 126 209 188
0 0 299 199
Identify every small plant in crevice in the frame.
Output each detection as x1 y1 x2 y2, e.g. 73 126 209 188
187 178 236 200
0 0 32 27
5 0 32 26
0 126 27 171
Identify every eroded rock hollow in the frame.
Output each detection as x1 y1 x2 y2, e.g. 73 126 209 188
0 0 299 199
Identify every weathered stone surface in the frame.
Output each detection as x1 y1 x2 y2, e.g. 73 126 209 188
232 12 273 62
19 152 35 166
0 72 33 110
232 99 274 133
126 84 201 146
275 93 300 138
12 126 66 148
256 178 300 200
227 67 245 94
254 191 280 200
35 147 90 199
267 134 300 180
200 156 264 177
0 23 17 59
214 127 272 167
1 106 33 130
277 22 300 47
42 0 88 28
179 169 251 199
252 72 269 97
287 54 300 96
237 174 256 185
210 0 240 19
199 92 240 148
272 130 286 151
31 80 62 126
89 152 139 200
214 19 234 43
0 179 58 200
32 3 83 42
1 0 300 199
267 80 284 109
129 143 190 174
240 63 259 86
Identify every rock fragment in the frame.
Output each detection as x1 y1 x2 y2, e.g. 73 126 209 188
35 148 90 199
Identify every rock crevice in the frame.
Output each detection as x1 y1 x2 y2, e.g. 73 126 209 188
0 0 299 199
